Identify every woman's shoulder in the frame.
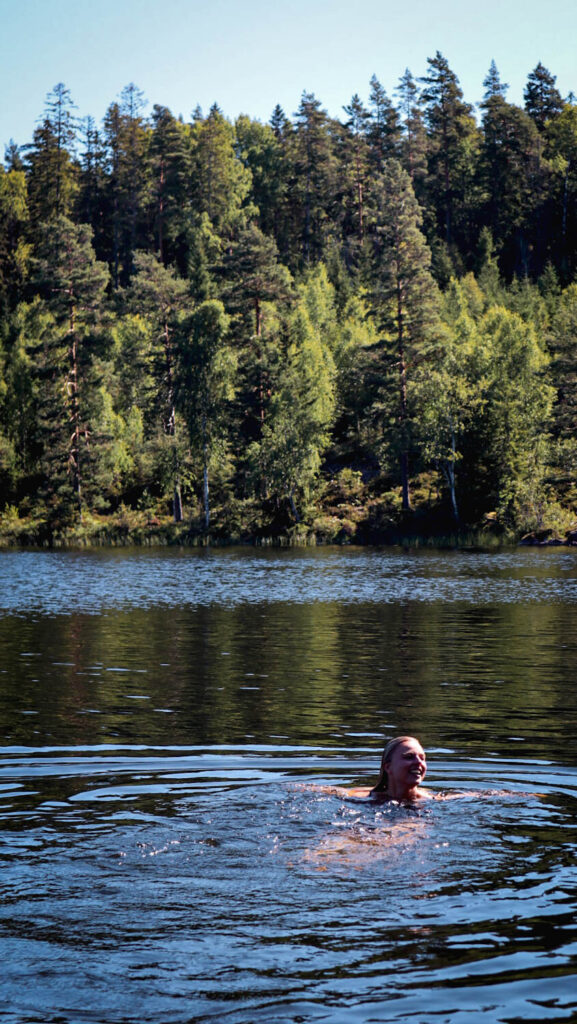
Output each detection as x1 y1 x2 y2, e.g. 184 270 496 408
305 784 432 803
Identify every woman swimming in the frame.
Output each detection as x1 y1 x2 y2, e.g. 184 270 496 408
312 736 429 803
368 735 428 801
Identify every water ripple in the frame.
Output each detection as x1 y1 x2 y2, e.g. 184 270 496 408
1 547 577 614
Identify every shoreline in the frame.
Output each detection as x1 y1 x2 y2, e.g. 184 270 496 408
1 518 575 551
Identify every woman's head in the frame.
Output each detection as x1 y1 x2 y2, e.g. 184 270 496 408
372 736 427 798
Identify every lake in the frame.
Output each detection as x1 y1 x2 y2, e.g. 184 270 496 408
1 546 577 1023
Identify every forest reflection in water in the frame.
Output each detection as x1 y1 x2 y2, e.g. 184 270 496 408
0 546 577 1023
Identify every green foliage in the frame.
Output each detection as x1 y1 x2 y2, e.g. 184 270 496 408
366 159 442 508
2 67 577 545
249 300 335 520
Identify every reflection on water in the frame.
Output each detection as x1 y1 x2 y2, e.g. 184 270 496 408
1 547 577 1022
0 746 576 1024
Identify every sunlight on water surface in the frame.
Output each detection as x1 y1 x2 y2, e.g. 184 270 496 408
1 547 577 1022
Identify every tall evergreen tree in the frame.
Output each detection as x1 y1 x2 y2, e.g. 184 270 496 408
189 104 252 240
479 91 543 276
34 216 109 518
482 60 508 101
524 63 564 132
77 116 108 254
149 105 191 267
395 69 428 201
367 160 441 509
367 76 402 171
292 92 338 265
545 103 577 278
340 94 371 248
25 83 78 227
420 52 480 256
103 85 151 287
127 253 191 521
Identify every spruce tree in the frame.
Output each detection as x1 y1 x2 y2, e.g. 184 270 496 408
25 83 78 227
149 105 191 267
420 52 480 255
292 93 338 266
103 85 151 287
524 63 564 132
395 69 428 202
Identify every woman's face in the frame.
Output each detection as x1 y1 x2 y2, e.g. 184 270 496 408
385 738 427 790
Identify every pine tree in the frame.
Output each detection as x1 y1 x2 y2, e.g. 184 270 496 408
77 116 108 254
367 160 441 509
367 75 402 170
482 60 508 102
545 103 577 279
34 216 109 519
340 94 371 247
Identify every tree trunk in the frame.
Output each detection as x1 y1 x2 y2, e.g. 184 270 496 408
202 415 210 531
397 279 411 512
158 158 165 263
163 318 183 523
440 419 459 527
68 299 83 522
173 471 183 523
288 487 300 523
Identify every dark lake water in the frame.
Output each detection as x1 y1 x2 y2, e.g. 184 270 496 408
1 546 577 1023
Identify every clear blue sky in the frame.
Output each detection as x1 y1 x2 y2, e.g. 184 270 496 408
1 0 576 154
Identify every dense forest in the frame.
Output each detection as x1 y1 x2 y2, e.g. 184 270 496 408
1 53 576 546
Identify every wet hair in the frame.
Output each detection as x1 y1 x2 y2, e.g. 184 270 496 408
370 736 419 795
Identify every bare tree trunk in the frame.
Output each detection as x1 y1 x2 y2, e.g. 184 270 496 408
202 415 210 530
440 420 459 527
288 488 300 523
164 318 183 523
68 300 83 522
397 277 411 512
173 464 183 523
158 158 165 263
